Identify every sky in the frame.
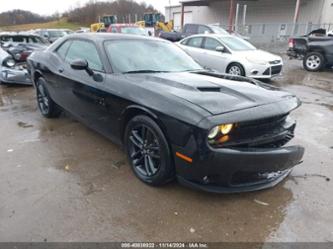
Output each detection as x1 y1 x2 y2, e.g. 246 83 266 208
0 0 181 16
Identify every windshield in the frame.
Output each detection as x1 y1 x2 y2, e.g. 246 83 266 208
49 31 66 38
209 26 229 35
105 39 203 73
218 36 256 51
121 27 147 36
1 36 48 44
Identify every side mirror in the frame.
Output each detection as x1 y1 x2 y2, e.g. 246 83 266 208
70 59 94 76
216 46 225 52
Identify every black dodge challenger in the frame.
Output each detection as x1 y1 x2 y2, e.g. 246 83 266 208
27 33 304 193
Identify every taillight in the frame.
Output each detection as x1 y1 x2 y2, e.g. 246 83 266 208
288 38 294 48
14 51 31 61
20 51 31 61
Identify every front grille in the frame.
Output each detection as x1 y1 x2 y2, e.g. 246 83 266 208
211 114 296 149
271 65 282 75
269 60 281 65
263 65 282 75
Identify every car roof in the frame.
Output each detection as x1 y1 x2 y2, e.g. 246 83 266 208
64 33 160 42
183 33 234 39
0 32 42 37
35 29 65 31
110 24 139 27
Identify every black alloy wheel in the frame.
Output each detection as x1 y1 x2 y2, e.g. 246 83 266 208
36 77 61 118
125 115 175 186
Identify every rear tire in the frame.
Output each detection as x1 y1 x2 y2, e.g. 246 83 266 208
303 52 325 72
36 77 62 118
227 63 246 76
124 115 175 186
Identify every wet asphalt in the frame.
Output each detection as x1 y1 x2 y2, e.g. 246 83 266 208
0 57 332 242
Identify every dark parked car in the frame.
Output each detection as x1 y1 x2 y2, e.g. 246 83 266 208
27 34 304 193
0 33 49 85
34 29 67 43
288 29 333 71
160 23 249 42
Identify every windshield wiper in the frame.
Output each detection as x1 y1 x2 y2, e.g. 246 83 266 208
123 70 170 74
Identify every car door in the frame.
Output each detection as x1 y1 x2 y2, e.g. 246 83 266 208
200 37 231 73
180 37 205 63
55 39 116 136
325 39 333 64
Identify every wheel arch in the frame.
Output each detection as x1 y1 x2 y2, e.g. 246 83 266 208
120 105 170 145
33 70 44 87
226 61 246 74
307 48 326 61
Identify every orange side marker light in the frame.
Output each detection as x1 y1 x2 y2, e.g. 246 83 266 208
176 152 193 163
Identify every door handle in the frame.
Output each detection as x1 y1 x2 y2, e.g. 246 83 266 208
58 68 64 73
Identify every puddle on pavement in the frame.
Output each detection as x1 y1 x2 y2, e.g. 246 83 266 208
17 121 34 128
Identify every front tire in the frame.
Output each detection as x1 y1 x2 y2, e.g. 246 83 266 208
227 63 245 76
36 77 62 118
125 115 175 186
303 52 325 72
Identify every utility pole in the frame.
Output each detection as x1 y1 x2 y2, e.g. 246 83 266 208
169 0 172 21
228 0 235 32
181 3 185 29
235 3 240 32
292 0 301 34
243 4 247 27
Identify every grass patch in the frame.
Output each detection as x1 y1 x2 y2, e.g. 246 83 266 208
0 18 82 31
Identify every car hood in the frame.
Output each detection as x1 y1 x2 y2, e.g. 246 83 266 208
234 49 281 62
125 72 295 116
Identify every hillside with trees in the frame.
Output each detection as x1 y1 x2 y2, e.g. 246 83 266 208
64 0 159 25
0 9 56 26
0 0 160 30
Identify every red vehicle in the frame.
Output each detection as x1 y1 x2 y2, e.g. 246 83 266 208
107 24 148 36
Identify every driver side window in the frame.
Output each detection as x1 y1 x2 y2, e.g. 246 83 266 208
186 37 204 48
65 40 104 72
203 38 222 51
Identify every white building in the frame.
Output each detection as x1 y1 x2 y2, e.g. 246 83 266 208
165 0 333 31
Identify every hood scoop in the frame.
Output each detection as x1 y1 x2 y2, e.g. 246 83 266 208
197 87 221 92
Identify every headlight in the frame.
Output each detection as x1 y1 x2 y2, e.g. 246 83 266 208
246 57 267 65
220 124 233 135
208 123 234 142
4 58 16 68
208 126 219 139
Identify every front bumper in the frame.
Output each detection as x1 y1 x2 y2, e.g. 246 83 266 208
246 63 283 79
174 145 304 193
0 66 32 85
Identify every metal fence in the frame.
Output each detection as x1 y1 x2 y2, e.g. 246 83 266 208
225 23 333 52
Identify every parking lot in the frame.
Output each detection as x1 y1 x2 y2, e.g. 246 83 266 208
0 57 332 242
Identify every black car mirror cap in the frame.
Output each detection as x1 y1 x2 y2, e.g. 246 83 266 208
70 59 94 76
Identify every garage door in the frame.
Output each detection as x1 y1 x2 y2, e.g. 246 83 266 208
173 12 193 30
